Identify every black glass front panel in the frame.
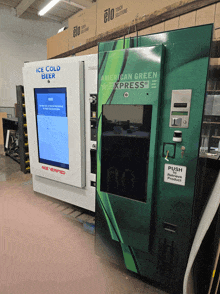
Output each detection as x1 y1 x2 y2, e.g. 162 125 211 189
101 105 152 202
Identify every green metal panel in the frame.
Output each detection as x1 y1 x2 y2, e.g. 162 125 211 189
97 45 164 251
96 24 213 292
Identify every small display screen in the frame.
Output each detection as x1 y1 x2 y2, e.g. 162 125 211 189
101 104 152 202
171 111 188 116
174 103 187 108
35 88 69 169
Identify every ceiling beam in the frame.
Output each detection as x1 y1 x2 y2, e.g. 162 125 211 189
22 10 62 23
61 0 84 9
0 0 18 8
16 0 37 17
26 6 63 23
62 0 92 9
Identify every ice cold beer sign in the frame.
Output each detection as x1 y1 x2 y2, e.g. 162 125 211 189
164 164 187 186
36 65 61 79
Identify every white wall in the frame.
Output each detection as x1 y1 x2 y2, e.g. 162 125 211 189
0 6 62 107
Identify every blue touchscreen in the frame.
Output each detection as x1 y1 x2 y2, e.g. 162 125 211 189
35 88 69 169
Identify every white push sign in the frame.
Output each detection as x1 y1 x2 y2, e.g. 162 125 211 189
164 164 187 186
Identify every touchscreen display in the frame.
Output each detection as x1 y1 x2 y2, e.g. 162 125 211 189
35 88 69 169
101 104 152 202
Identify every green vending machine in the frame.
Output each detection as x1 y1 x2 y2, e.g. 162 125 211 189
95 25 213 292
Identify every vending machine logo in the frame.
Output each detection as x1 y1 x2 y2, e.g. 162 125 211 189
42 166 65 175
114 81 149 89
100 72 158 90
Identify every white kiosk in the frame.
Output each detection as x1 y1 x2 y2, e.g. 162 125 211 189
23 55 97 212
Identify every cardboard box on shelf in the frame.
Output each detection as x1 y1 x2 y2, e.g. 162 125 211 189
75 46 98 56
214 2 220 40
47 29 69 59
68 4 97 50
196 4 215 26
151 22 165 34
138 27 152 36
0 112 7 145
179 11 196 29
164 17 179 31
96 0 179 36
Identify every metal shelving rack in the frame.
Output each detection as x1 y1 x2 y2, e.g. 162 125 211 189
199 91 220 160
2 117 19 162
16 85 30 173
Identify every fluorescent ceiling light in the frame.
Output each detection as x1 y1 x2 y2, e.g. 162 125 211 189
38 0 61 16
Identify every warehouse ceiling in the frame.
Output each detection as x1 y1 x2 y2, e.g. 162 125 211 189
0 0 95 23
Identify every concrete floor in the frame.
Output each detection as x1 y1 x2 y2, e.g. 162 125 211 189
0 153 168 294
